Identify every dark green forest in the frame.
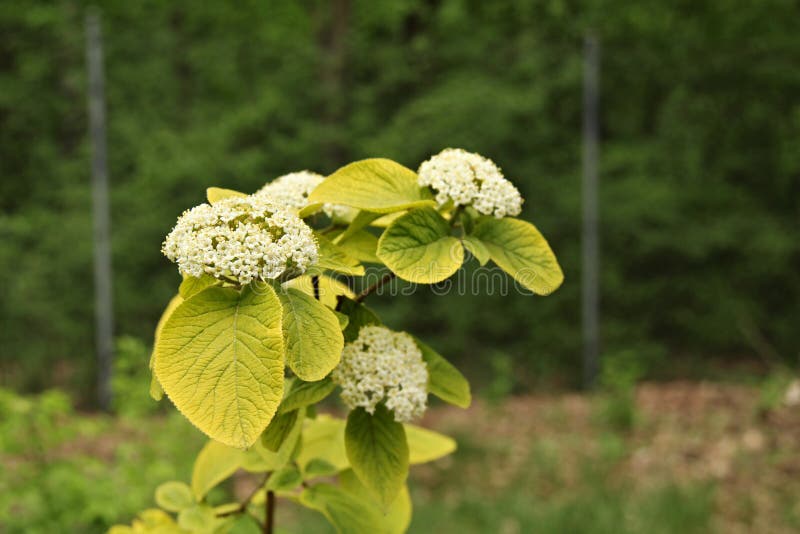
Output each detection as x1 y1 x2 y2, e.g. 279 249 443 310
2 1 798 399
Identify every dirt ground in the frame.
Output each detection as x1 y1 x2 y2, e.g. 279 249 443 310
419 381 800 533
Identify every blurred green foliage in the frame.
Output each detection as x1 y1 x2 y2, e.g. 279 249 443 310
0 387 203 532
0 386 716 533
1 1 798 397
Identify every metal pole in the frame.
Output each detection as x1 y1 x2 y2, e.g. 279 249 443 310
582 34 600 388
86 11 114 410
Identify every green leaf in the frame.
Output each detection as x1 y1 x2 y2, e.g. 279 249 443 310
461 236 490 266
155 481 194 512
284 275 355 312
149 294 184 402
471 217 564 295
178 504 218 533
377 207 464 283
279 377 336 415
265 464 302 492
296 414 349 472
207 187 246 204
191 440 245 500
345 405 409 508
154 285 285 448
334 311 349 330
299 484 383 534
303 458 339 478
308 159 434 214
312 233 365 276
339 469 412 534
249 408 305 471
179 274 218 300
414 338 471 408
149 375 164 402
261 410 299 452
333 210 382 243
405 424 457 464
336 230 380 264
338 298 381 342
276 287 343 381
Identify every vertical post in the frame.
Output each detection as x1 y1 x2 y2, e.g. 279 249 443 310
86 11 114 410
582 34 600 388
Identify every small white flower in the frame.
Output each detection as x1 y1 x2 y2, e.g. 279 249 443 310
256 170 356 222
161 195 318 284
331 325 428 423
417 148 523 218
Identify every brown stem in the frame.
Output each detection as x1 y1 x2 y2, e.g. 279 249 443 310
265 490 275 534
217 474 269 518
355 271 395 303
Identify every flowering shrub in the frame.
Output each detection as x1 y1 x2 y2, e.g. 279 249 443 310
113 151 563 533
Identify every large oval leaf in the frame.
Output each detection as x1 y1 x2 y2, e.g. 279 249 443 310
339 469 412 534
312 233 365 276
308 159 434 214
154 285 285 448
405 424 457 464
299 483 383 533
279 377 336 414
414 337 471 408
149 294 184 401
155 481 194 512
296 415 349 472
471 217 564 295
191 439 245 500
276 287 343 381
179 274 218 300
377 207 464 283
345 405 409 508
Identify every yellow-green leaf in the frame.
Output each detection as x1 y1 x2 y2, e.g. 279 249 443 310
276 287 343 381
250 407 305 471
340 469 412 534
265 464 302 492
414 338 471 408
191 439 245 500
308 159 434 214
303 458 339 478
261 410 299 452
206 187 246 204
285 275 355 310
405 424 457 464
155 481 194 512
377 207 464 283
333 210 382 242
296 414 349 472
299 483 383 534
371 211 405 227
345 405 409 508
461 236 490 266
179 274 218 300
312 233 365 276
471 217 564 295
336 230 380 264
178 504 218 533
279 377 336 415
154 285 285 448
149 294 184 402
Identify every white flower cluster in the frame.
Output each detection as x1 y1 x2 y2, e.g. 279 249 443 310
331 326 429 423
162 195 318 284
417 148 523 218
256 170 355 221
